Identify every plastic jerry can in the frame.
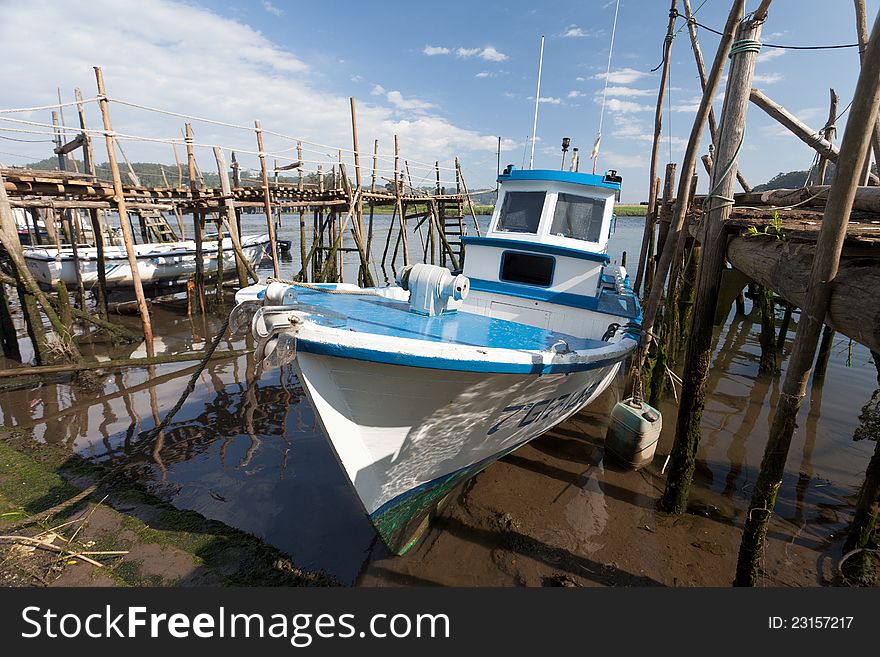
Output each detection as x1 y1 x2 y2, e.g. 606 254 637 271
605 397 662 470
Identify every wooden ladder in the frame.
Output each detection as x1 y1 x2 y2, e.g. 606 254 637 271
138 209 179 242
438 199 466 269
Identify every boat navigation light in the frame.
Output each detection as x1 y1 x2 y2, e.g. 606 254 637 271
561 137 571 170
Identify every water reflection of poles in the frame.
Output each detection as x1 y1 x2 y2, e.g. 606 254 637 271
146 364 167 481
792 380 824 526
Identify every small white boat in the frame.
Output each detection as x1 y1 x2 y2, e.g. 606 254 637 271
23 234 270 288
232 167 641 553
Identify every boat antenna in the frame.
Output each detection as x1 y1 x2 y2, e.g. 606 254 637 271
529 35 545 169
592 0 621 174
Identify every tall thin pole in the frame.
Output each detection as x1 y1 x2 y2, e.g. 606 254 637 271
255 120 281 278
94 67 154 357
496 136 502 193
529 35 545 169
736 5 880 587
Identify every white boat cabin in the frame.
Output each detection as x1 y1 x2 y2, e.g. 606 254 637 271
460 166 635 336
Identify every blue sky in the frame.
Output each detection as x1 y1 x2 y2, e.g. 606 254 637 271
1 0 878 201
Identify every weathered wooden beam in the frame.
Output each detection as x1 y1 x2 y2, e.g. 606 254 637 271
750 87 880 185
732 185 880 212
726 238 880 354
53 133 86 156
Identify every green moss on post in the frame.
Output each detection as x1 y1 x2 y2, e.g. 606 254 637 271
0 283 21 362
55 281 73 328
756 285 778 374
841 390 880 585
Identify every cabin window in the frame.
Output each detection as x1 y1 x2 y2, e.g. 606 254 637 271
499 251 554 287
549 193 606 243
496 191 546 234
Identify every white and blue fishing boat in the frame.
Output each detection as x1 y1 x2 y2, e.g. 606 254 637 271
231 166 642 554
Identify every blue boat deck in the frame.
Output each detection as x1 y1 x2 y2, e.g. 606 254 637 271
293 288 607 353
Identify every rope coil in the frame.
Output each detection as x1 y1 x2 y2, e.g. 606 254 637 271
729 39 762 58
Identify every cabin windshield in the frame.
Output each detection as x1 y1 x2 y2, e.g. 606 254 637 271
549 193 606 243
496 191 546 234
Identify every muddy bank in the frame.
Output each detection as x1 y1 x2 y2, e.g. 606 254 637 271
0 427 335 586
360 388 841 587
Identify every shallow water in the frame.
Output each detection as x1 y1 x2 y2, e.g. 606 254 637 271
1 213 877 584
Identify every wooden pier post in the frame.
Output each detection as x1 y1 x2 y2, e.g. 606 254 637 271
393 135 409 266
297 141 307 279
655 162 677 262
813 89 838 186
659 3 764 514
842 389 880 584
255 120 281 278
776 302 794 350
367 140 378 264
812 324 835 381
854 0 880 185
633 0 677 295
0 281 21 362
94 67 154 357
51 111 86 313
213 147 250 288
755 285 778 373
633 0 744 393
74 87 110 319
735 8 880 586
682 0 751 192
184 123 206 314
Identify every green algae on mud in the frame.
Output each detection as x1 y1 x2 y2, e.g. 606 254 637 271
0 427 336 587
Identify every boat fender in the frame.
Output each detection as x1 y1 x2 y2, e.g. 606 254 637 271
396 263 470 317
605 397 662 470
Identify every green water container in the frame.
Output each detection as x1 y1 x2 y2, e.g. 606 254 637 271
605 397 662 470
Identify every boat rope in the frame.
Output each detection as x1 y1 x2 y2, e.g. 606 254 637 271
101 96 458 171
0 97 100 114
650 6 677 73
729 39 762 58
267 277 385 296
592 0 621 173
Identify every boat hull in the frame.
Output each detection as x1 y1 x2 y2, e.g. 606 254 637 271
293 350 620 554
22 235 269 289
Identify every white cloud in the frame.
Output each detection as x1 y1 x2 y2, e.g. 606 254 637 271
480 46 508 62
594 67 649 84
757 48 785 63
423 45 451 56
262 1 283 16
0 0 504 184
753 72 783 84
604 86 653 97
350 74 363 83
604 98 652 113
671 95 703 112
475 71 494 78
600 150 647 169
370 84 386 96
385 90 436 112
567 90 586 98
576 76 585 82
538 96 561 104
561 25 598 38
455 46 508 62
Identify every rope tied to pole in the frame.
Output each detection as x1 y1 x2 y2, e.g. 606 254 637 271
729 39 762 58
